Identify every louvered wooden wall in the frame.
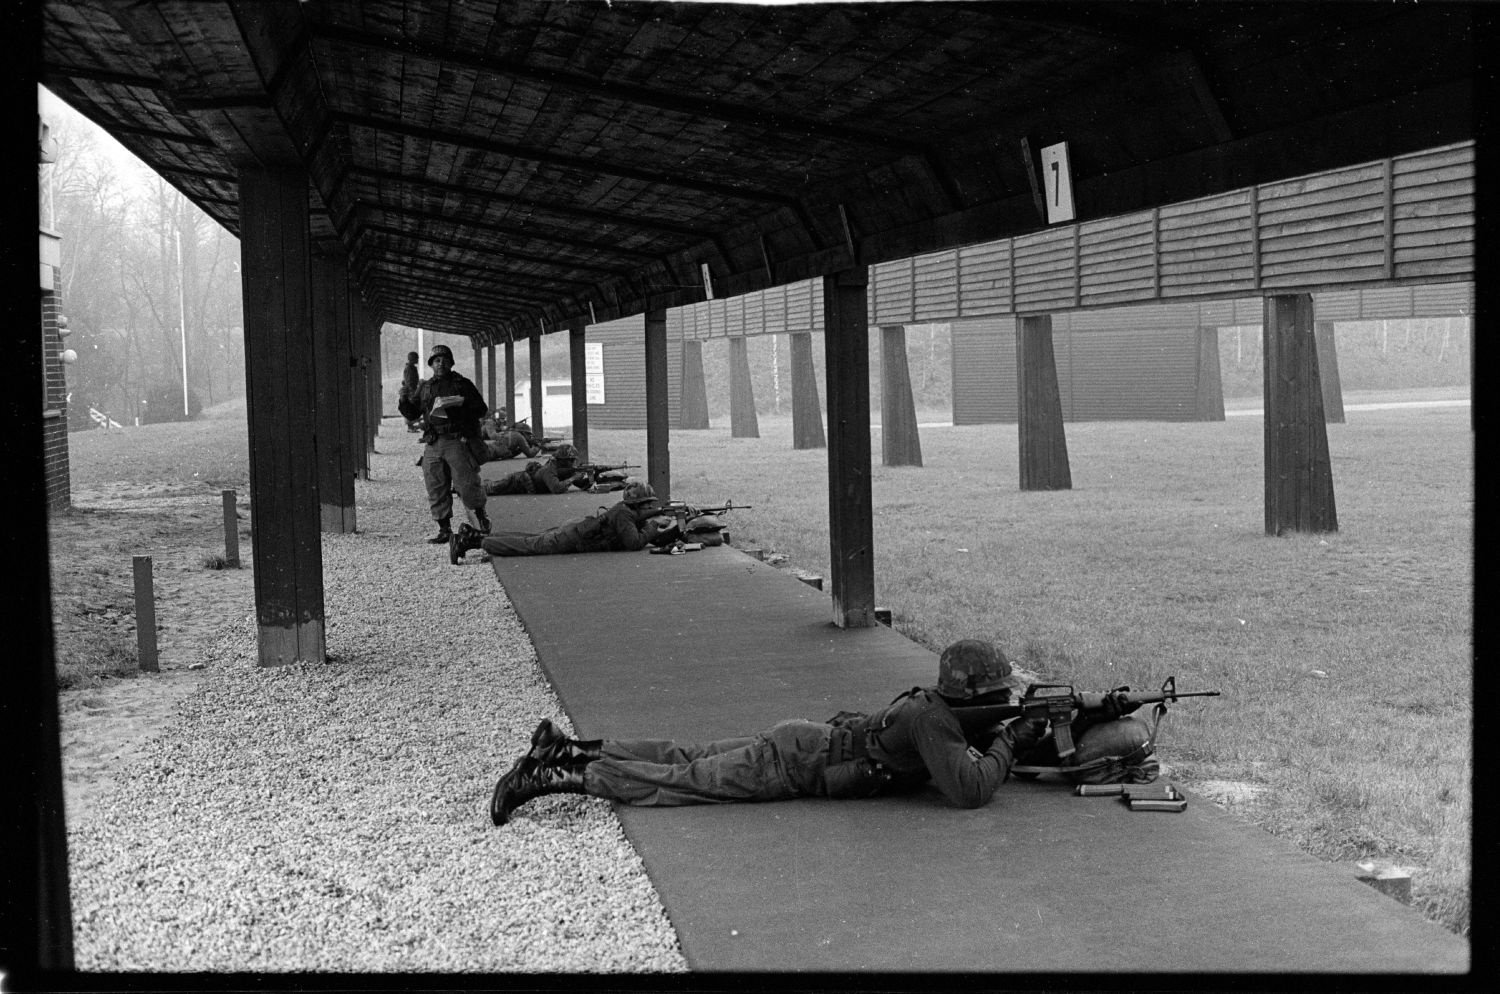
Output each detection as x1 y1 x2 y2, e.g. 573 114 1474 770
673 143 1474 339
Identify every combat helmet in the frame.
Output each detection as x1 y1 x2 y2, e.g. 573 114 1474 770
935 639 1012 700
552 443 579 464
622 480 657 505
427 343 455 366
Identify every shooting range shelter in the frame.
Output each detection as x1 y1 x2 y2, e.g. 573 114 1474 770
18 0 1477 973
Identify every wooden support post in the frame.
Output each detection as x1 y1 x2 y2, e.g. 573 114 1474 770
569 322 590 463
823 269 876 628
237 163 326 666
790 331 826 450
1315 321 1345 424
1016 314 1072 491
1196 326 1226 421
644 308 672 499
486 344 497 413
473 343 483 394
311 252 356 532
528 329 544 433
728 336 760 438
678 338 711 429
503 339 516 423
352 296 374 479
879 325 923 467
222 490 240 567
1264 294 1338 535
132 555 158 673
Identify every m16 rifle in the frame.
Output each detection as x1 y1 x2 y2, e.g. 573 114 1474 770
644 499 754 552
950 676 1220 761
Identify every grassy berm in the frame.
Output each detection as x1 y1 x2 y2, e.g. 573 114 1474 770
593 390 1472 938
50 389 1471 937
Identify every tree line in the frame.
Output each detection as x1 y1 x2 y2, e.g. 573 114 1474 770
45 97 244 429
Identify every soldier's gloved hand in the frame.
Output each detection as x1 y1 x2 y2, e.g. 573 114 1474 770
1003 716 1049 755
1101 690 1135 719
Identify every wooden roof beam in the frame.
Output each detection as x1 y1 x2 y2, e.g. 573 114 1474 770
40 63 163 89
344 166 713 240
358 244 601 292
365 266 560 308
332 112 800 207
346 201 662 263
310 23 925 156
355 222 625 278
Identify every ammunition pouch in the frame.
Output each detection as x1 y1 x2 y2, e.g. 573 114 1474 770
823 725 892 799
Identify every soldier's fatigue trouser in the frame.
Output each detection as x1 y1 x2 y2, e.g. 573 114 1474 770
583 720 833 805
422 435 486 521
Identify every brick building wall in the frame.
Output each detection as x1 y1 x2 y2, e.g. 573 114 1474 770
40 267 70 510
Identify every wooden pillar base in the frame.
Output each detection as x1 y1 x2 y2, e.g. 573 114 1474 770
880 324 923 466
790 331 826 449
1017 314 1072 491
1264 295 1338 534
728 336 760 438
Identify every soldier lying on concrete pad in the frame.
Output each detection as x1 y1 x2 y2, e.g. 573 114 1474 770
486 640 1152 825
482 444 629 497
480 409 542 462
449 480 672 564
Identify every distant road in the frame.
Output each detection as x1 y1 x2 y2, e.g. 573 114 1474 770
1224 399 1470 417
909 397 1468 428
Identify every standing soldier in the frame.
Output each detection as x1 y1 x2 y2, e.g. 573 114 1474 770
398 343 491 544
399 351 422 432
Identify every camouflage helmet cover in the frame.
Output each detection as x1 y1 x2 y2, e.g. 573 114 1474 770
552 443 580 463
936 639 1012 699
622 480 657 505
427 343 455 366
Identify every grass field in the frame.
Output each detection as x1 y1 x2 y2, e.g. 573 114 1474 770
590 399 1472 936
55 392 1472 936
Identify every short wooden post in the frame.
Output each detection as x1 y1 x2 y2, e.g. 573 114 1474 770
221 490 240 567
678 338 711 429
879 324 923 466
728 337 760 438
790 331 826 449
1016 314 1072 491
132 556 158 673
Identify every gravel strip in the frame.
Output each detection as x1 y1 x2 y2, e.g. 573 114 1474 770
66 438 689 973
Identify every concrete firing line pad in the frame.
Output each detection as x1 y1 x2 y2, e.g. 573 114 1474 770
476 490 1468 973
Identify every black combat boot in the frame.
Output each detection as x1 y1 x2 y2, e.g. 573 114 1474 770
448 524 485 564
475 508 492 534
489 755 590 826
528 718 603 767
426 517 453 544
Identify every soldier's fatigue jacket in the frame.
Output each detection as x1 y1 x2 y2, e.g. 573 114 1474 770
481 500 649 556
398 371 488 440
398 371 489 520
823 688 1021 808
581 689 1028 810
